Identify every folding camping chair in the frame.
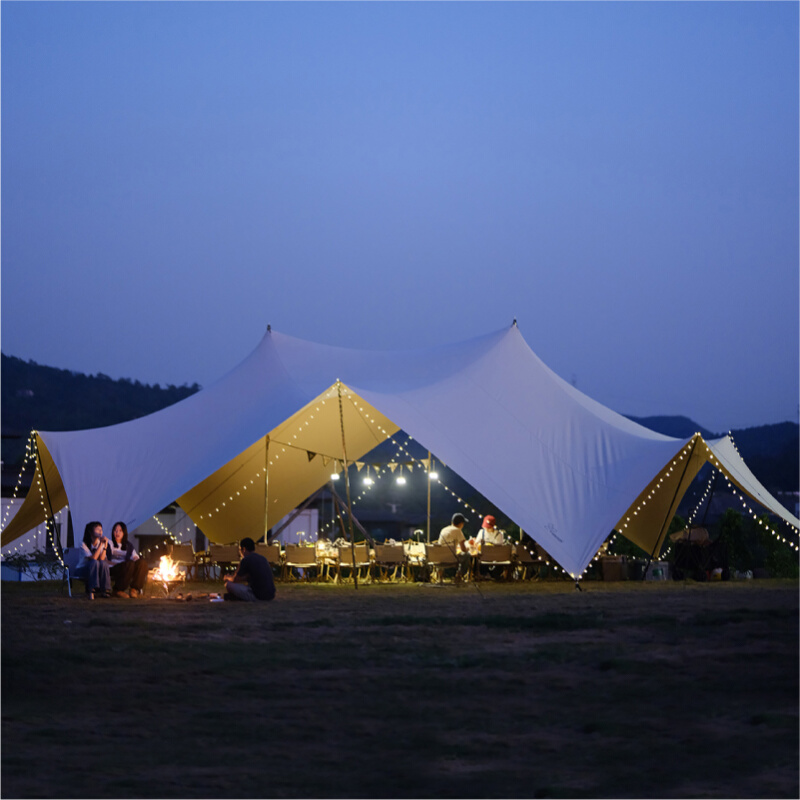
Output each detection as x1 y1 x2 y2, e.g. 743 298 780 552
282 545 318 581
513 543 543 580
256 542 282 573
169 543 199 581
207 544 241 578
424 543 460 583
336 543 371 583
476 544 514 580
372 544 407 582
61 547 88 597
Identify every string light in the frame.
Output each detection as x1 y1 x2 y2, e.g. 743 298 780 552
1 432 68 569
618 437 699 536
0 431 38 532
702 435 799 552
10 398 793 582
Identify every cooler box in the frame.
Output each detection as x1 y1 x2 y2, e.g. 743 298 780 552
601 555 628 581
645 561 670 581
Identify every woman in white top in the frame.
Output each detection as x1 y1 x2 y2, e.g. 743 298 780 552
477 515 505 545
107 521 149 598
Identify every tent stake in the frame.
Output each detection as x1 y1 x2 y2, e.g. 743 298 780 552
337 382 359 590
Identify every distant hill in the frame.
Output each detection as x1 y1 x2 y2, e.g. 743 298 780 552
1 353 200 465
1 353 796 493
625 415 717 440
627 415 798 494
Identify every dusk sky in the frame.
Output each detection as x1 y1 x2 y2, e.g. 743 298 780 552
2 2 797 434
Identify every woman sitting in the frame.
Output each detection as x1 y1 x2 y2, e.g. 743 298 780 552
107 521 149 598
80 521 112 599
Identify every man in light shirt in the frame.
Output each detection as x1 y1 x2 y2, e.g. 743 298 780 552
437 513 471 579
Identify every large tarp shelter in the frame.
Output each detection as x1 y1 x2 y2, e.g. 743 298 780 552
2 324 797 577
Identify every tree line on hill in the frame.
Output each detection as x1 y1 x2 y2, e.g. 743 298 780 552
1 354 199 465
1 352 797 495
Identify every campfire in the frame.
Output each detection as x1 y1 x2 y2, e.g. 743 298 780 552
150 555 186 596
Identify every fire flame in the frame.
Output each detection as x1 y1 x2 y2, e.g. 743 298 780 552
152 554 182 582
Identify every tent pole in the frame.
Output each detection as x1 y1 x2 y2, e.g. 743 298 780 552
644 435 699 580
331 490 349 540
263 435 270 544
427 452 432 544
328 483 375 546
269 490 321 544
33 434 61 557
700 470 720 528
336 382 359 590
331 483 347 539
33 434 68 593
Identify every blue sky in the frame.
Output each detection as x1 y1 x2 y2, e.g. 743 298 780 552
2 1 797 433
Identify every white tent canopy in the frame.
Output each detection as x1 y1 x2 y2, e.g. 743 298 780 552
3 324 797 578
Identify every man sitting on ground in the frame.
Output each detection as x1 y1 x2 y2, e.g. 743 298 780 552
223 537 276 602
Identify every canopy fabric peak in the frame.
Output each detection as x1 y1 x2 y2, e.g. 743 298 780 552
2 325 796 576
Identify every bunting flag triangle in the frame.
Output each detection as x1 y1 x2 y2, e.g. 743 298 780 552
420 457 430 470
405 461 414 471
355 461 365 472
388 462 398 473
307 451 317 462
322 455 331 467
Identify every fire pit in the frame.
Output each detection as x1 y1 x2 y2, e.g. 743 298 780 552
149 555 186 598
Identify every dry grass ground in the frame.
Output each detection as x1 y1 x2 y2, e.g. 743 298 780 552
2 578 798 799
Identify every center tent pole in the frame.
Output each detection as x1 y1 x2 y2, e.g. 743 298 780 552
263 435 270 544
33 433 68 594
644 435 699 579
427 451 432 544
336 382 359 590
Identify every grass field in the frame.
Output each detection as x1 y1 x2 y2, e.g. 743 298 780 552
2 578 798 798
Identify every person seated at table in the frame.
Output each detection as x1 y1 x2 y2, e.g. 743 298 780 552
437 513 471 580
79 521 112 599
476 515 508 579
223 537 276 602
107 521 149 598
477 515 506 545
